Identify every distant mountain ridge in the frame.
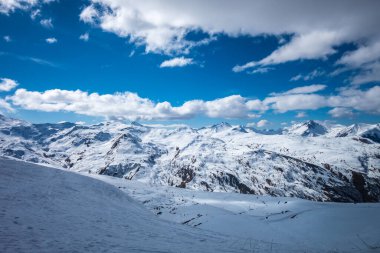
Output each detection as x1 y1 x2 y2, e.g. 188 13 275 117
1 114 379 202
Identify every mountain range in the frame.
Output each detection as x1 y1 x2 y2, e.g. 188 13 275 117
1 114 379 202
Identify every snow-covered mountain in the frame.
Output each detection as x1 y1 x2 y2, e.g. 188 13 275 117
1 114 379 202
335 123 380 143
283 120 328 136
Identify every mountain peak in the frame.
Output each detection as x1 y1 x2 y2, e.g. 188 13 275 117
211 122 232 128
285 120 327 137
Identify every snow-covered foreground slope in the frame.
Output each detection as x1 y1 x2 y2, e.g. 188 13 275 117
90 173 380 253
1 114 380 202
0 157 248 253
2 157 380 252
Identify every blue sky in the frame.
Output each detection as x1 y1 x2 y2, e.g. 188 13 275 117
0 0 379 128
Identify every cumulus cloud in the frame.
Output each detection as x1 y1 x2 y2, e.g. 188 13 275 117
350 62 380 85
328 107 354 118
77 0 380 82
77 1 380 85
79 4 98 23
45 37 57 44
79 32 89 41
0 0 37 14
79 1 380 58
0 78 18 91
6 84 380 120
234 31 345 72
335 41 380 85
337 42 380 68
264 85 380 114
160 57 194 68
264 93 326 113
40 18 53 28
8 89 259 121
257 119 268 128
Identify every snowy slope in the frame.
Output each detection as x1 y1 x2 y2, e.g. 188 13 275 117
0 157 249 253
283 120 328 136
2 157 379 252
91 174 380 253
1 114 379 202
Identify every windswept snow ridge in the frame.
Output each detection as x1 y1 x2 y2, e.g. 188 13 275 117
1 114 379 202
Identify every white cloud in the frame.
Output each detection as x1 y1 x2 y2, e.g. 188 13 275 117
337 42 380 68
264 85 380 114
246 99 268 112
327 86 380 114
328 107 354 118
45 37 57 44
79 32 89 41
40 18 53 28
0 0 37 14
30 8 40 19
272 84 327 96
0 78 18 91
290 69 325 81
264 93 326 113
350 62 380 85
295 112 307 118
3 35 11 42
8 89 258 121
234 31 344 72
257 119 268 128
129 50 135 57
334 41 380 85
249 67 273 75
7 84 380 121
160 57 194 68
0 99 14 112
79 4 98 24
79 1 380 57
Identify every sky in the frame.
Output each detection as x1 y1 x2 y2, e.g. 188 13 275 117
0 0 380 128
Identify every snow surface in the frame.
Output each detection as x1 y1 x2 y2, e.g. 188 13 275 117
90 172 380 253
2 157 380 252
0 157 251 253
